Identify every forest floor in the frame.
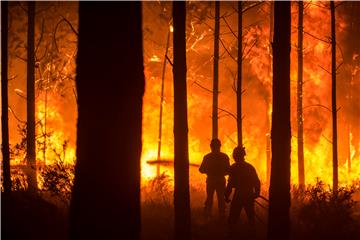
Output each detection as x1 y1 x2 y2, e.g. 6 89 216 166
2 191 266 240
2 191 69 240
141 202 268 240
3 188 360 240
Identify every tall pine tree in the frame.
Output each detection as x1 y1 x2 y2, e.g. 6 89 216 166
237 1 243 147
330 0 338 192
297 0 305 188
173 2 191 239
212 1 220 140
1 0 11 194
267 2 291 240
26 1 37 192
69 2 144 239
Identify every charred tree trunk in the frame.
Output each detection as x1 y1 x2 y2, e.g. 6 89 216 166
297 0 305 188
69 2 144 239
267 2 291 240
237 1 243 147
212 1 220 140
1 0 11 193
331 0 338 192
27 1 37 192
173 2 191 240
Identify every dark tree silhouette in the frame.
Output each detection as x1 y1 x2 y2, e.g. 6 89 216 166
237 1 243 147
297 0 305 188
267 2 291 240
330 0 338 192
69 2 144 239
157 28 171 176
1 0 11 194
173 2 191 240
27 1 37 192
212 1 220 140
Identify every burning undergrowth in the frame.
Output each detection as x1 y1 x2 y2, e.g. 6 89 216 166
291 179 360 240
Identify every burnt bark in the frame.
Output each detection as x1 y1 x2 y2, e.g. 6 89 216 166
237 1 243 147
173 2 191 240
1 0 11 193
69 2 144 239
26 1 37 192
331 0 338 192
297 0 305 188
212 1 220 140
267 2 291 240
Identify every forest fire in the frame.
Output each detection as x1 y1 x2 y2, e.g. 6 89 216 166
3 1 359 189
141 1 360 187
2 2 360 240
35 99 76 166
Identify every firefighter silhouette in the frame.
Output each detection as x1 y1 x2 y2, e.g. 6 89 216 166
224 146 260 227
199 139 230 218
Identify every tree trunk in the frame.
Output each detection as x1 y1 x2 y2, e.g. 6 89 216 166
173 2 191 240
69 2 144 239
157 30 171 176
267 2 291 240
212 1 220 140
297 0 305 188
1 0 11 193
27 1 37 192
237 1 243 147
331 0 338 192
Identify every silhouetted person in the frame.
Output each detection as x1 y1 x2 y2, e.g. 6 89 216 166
199 139 230 218
225 147 260 229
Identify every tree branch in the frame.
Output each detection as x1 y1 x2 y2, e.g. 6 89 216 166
221 16 237 39
8 106 26 123
35 18 45 54
303 104 332 113
165 54 173 67
318 64 331 75
321 134 332 145
218 107 237 120
336 62 344 72
54 17 78 52
192 81 213 93
15 55 27 62
59 16 78 36
303 30 330 44
242 39 257 61
219 37 237 62
225 134 237 146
